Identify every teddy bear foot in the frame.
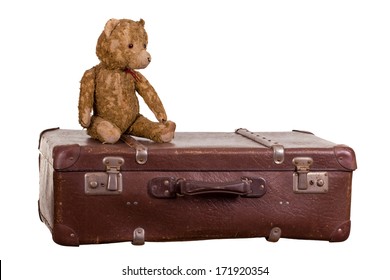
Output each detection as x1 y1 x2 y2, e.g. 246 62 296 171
127 115 176 143
158 121 176 143
94 120 122 144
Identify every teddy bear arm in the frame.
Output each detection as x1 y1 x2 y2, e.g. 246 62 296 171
135 73 168 123
78 68 96 128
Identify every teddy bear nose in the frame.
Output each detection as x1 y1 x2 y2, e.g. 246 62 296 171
147 57 151 62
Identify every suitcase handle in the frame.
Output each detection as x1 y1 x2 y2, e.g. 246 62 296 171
148 177 266 198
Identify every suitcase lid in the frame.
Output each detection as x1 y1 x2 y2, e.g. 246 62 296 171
39 128 357 172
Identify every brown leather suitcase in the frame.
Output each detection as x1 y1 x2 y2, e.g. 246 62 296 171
38 128 357 246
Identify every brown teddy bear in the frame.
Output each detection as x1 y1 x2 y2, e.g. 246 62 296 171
78 18 176 144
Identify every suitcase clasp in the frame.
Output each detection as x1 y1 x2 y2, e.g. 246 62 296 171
292 157 328 194
84 157 124 195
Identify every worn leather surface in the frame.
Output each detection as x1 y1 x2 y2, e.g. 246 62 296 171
38 128 356 245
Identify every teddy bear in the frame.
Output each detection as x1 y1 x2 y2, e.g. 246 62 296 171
78 18 176 144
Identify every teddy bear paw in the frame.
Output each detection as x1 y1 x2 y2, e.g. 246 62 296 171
96 121 122 144
158 121 176 143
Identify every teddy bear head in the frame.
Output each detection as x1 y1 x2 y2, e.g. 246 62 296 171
96 18 151 70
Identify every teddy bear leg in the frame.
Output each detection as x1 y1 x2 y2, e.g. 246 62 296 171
87 116 122 144
127 114 176 143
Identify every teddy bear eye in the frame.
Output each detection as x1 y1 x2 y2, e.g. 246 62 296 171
128 44 133 49
143 44 147 49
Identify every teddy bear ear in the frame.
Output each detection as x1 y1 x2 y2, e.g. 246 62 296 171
139 19 145 26
103 18 120 37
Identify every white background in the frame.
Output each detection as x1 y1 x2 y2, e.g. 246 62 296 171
1 0 389 279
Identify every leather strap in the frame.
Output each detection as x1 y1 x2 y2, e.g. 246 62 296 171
120 135 148 165
235 128 285 164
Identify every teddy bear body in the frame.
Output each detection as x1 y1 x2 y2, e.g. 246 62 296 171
78 18 175 144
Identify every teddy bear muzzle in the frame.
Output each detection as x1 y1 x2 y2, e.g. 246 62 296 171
131 51 151 69
123 48 151 69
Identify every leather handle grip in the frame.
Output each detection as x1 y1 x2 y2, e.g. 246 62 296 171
180 179 251 196
148 177 266 198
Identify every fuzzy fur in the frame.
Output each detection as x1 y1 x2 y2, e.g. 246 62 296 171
78 18 175 143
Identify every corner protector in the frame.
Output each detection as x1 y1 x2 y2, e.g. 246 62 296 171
334 145 357 171
53 144 81 170
52 224 80 246
330 220 351 242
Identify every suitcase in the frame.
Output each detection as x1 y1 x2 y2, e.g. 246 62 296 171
38 128 357 246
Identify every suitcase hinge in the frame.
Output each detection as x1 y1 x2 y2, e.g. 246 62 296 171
84 157 124 195
292 157 328 194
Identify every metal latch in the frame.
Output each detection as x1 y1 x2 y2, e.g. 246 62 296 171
85 157 124 195
292 157 328 193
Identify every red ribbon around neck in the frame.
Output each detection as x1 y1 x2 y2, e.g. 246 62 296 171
124 68 140 82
